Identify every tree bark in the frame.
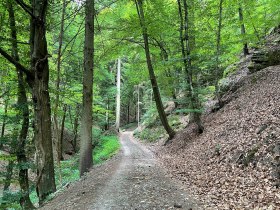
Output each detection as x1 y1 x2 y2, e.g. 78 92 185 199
7 2 35 209
30 0 56 203
135 0 175 139
238 6 249 56
80 0 94 176
72 104 80 153
115 58 121 131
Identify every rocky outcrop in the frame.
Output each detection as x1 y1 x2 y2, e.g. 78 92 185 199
248 25 280 73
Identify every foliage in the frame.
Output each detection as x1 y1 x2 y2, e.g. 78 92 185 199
134 127 166 142
93 135 120 164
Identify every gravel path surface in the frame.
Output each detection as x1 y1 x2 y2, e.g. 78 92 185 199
40 131 199 210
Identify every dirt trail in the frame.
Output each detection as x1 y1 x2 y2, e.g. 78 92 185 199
40 131 199 210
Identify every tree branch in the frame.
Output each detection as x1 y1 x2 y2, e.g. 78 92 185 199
0 47 34 81
14 0 36 19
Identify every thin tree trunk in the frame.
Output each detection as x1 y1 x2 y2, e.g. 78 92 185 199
7 3 35 209
115 58 121 131
59 104 67 161
127 103 130 124
135 0 175 139
30 0 56 203
215 0 223 105
80 0 94 176
239 6 249 56
137 86 140 128
106 97 110 130
54 0 67 162
72 104 79 153
179 0 204 133
0 101 8 150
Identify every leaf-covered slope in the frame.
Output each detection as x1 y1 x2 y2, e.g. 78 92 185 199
157 66 280 209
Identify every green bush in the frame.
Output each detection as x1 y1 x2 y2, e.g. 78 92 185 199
135 127 166 142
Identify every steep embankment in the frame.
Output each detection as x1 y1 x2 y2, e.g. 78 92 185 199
157 66 280 209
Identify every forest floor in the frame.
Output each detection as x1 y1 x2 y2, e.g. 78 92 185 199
155 65 280 209
40 131 200 210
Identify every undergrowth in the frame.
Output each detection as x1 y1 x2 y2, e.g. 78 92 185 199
1 132 120 209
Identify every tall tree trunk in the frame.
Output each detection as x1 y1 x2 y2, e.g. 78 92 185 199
215 0 223 105
135 0 175 139
178 0 204 133
30 0 56 203
0 101 8 150
115 58 121 131
7 3 35 209
80 0 94 176
238 6 249 56
54 0 67 162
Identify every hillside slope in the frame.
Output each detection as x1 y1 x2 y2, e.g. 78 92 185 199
157 65 280 209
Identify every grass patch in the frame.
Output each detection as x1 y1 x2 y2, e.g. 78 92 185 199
93 135 120 164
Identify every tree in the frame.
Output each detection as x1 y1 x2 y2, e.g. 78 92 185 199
7 2 35 208
238 5 249 56
134 0 175 140
215 0 224 105
177 0 204 133
29 0 56 202
80 0 94 176
0 0 56 203
54 0 67 162
115 58 121 131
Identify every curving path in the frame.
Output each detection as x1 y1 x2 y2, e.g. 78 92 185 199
40 131 199 210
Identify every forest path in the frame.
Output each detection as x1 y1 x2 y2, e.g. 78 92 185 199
40 131 198 210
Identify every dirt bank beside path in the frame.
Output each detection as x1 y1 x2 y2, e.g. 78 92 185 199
40 131 199 210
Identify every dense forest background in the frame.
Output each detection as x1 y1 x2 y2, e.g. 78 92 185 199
0 0 279 208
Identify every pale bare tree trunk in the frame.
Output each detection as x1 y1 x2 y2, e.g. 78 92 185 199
135 0 175 139
115 58 121 131
105 97 110 130
0 101 8 150
80 0 94 176
137 86 140 128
